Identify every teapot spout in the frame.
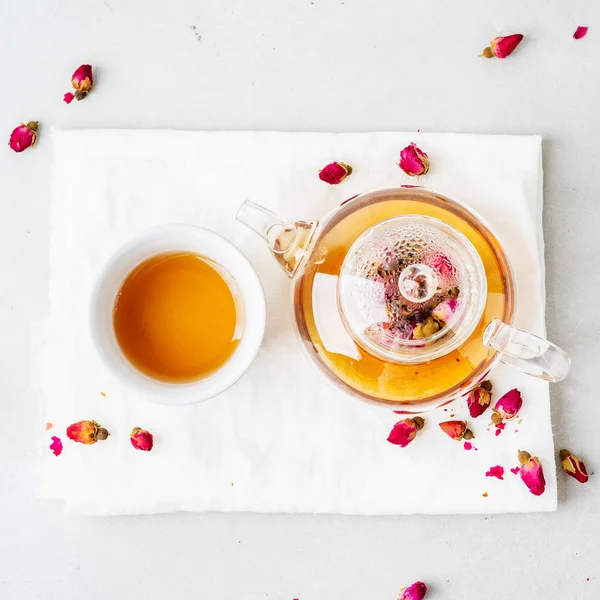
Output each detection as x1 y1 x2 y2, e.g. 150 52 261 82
236 200 318 278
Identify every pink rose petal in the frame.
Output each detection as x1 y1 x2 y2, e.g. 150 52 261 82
464 441 473 451
485 465 504 480
63 92 75 104
49 436 63 456
495 422 506 436
574 26 588 40
510 467 520 475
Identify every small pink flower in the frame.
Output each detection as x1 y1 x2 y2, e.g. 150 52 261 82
63 92 75 104
319 161 352 184
481 34 524 59
8 121 38 153
387 417 424 448
398 581 427 600
130 427 154 451
559 449 589 484
439 420 474 441
431 298 458 326
68 64 94 101
573 26 588 40
466 383 492 419
518 450 546 496
485 465 505 480
491 388 522 424
398 143 430 177
49 436 63 456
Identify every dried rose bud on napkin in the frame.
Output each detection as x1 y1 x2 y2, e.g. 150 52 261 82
130 427 154 451
319 161 352 184
491 388 522 424
66 420 109 444
467 381 492 418
387 417 424 448
518 450 546 496
398 143 429 176
439 420 474 441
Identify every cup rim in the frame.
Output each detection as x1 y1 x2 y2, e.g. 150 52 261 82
90 224 266 406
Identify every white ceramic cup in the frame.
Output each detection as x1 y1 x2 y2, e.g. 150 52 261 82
90 224 266 406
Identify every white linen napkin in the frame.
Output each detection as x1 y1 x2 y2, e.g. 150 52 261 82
32 130 556 515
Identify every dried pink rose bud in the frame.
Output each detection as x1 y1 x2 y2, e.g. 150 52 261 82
491 388 522 424
398 581 427 600
431 298 458 326
559 449 589 484
319 161 352 184
66 420 109 444
430 252 455 277
398 143 430 177
518 450 546 496
439 420 474 441
573 26 588 40
8 121 38 153
70 64 94 101
481 34 524 59
466 382 492 419
130 427 154 451
387 417 424 448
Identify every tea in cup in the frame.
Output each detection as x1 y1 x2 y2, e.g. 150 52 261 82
91 225 265 405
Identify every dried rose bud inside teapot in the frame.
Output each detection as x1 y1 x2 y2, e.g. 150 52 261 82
363 246 462 343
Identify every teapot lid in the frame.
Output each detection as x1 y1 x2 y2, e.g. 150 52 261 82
338 215 487 364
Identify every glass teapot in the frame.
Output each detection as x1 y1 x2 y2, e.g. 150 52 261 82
236 188 570 411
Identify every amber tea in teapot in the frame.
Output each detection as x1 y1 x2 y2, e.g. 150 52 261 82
237 188 570 411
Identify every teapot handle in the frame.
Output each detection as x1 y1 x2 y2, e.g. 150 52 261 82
483 319 571 382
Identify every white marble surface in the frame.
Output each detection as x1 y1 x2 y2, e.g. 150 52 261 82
0 0 598 598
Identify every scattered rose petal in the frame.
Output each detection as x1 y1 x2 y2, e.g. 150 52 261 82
439 420 474 441
69 64 94 101
398 581 427 600
398 142 429 177
485 465 504 480
573 26 588 40
130 427 154 451
481 34 524 59
45 422 53 431
491 388 522 424
494 422 506 436
518 450 546 496
63 92 75 104
467 383 492 419
66 420 109 444
559 449 589 484
464 441 473 451
8 121 38 153
49 436 63 456
510 467 520 475
387 417 424 448
319 161 352 184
